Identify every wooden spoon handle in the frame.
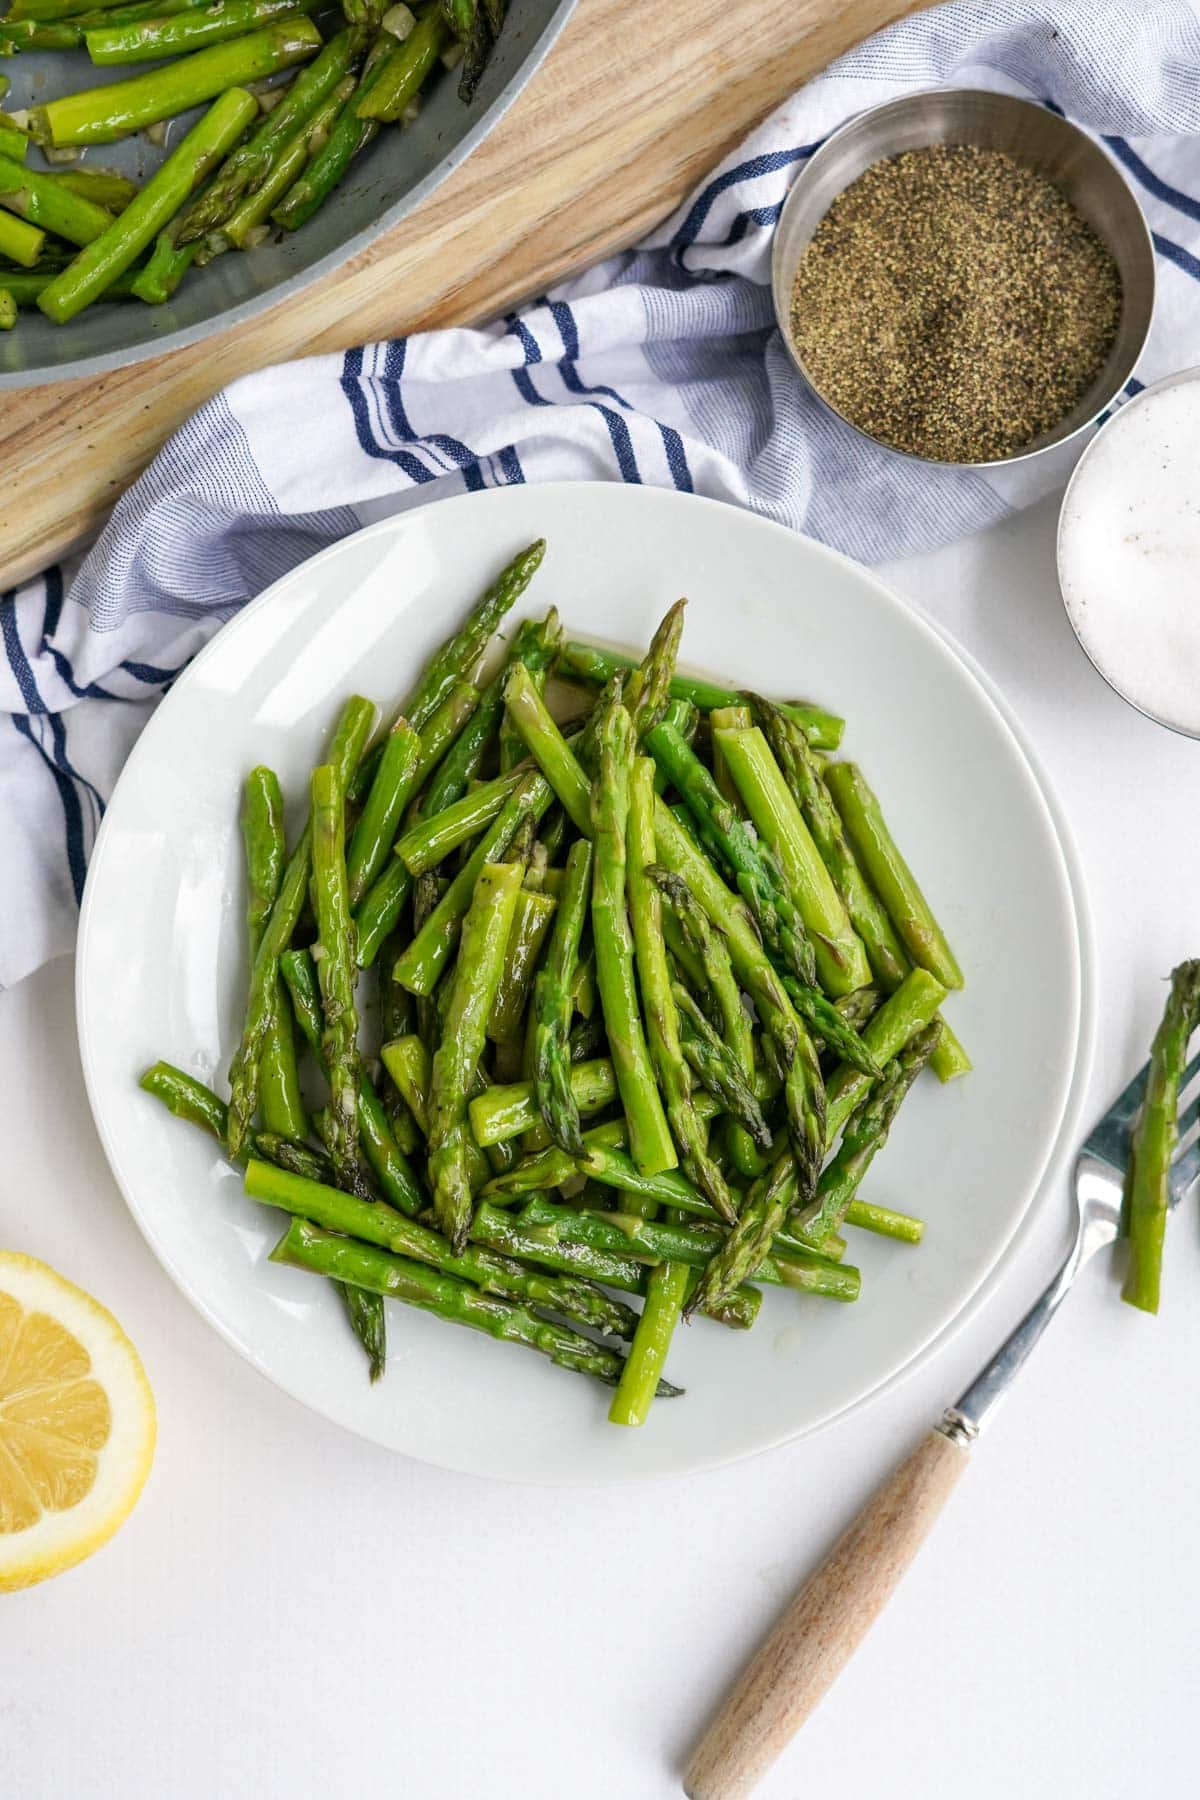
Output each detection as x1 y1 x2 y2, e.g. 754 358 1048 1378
683 1426 970 1800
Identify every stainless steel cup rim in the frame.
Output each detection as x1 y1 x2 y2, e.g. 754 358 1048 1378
770 87 1156 470
1057 366 1200 741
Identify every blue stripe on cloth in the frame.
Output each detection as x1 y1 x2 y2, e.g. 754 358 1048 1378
49 712 104 828
120 659 184 685
496 446 525 485
46 648 122 703
379 339 481 474
507 315 543 365
549 299 653 486
37 562 123 701
43 566 64 637
656 423 694 492
1152 229 1200 280
1104 136 1200 220
41 567 123 701
548 299 694 492
505 314 552 407
2 590 43 714
11 715 88 904
340 346 435 484
671 143 820 260
718 203 783 248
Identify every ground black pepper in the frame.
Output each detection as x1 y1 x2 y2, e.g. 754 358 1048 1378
789 144 1123 462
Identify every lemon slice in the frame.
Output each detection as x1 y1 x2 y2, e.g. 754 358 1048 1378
0 1252 155 1591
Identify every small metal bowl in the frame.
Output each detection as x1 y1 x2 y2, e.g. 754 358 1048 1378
771 88 1155 468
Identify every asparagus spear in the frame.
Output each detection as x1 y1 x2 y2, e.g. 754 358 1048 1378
470 1057 615 1146
356 6 450 121
627 755 735 1220
394 770 524 876
626 599 686 741
650 861 764 1171
406 677 481 783
590 688 676 1177
253 1131 335 1184
793 1021 942 1248
531 838 593 1154
408 657 508 819
128 224 195 304
0 288 15 329
175 25 364 243
280 948 423 1216
212 73 356 252
517 1197 859 1300
489 888 556 1043
498 609 562 772
780 974 879 1079
10 0 158 20
472 1198 764 1331
344 717 420 905
270 1217 682 1393
39 86 261 323
56 166 137 208
346 619 543 961
241 767 307 1142
1122 961 1200 1313
340 1282 386 1382
824 761 964 990
824 966 945 1143
309 762 363 1183
86 0 321 63
672 981 771 1149
242 1157 635 1338
651 801 825 1197
684 1147 798 1319
0 154 113 246
28 21 322 147
610 1251 690 1428
428 861 524 1250
351 859 413 970
645 716 817 987
842 1198 924 1244
556 640 844 749
0 124 27 162
140 1060 233 1141
226 695 376 1157
0 206 43 267
456 0 491 102
714 723 871 996
393 771 552 996
504 661 592 834
270 45 386 231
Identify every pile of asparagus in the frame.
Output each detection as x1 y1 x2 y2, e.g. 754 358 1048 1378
0 0 505 325
141 537 971 1425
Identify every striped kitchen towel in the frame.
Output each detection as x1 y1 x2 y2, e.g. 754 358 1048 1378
5 0 1200 988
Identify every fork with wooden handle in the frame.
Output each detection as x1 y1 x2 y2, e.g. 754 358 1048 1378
684 1043 1200 1800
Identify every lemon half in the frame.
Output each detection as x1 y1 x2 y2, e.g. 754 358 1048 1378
0 1252 155 1591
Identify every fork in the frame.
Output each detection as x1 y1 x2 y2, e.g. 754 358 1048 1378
684 1050 1200 1800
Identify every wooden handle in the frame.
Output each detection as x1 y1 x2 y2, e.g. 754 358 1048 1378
683 1427 969 1799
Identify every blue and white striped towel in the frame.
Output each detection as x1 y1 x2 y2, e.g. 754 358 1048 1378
5 0 1200 990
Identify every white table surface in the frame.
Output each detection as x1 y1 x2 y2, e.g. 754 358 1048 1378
5 488 1200 1800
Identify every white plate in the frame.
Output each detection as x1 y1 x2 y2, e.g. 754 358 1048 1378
77 484 1094 1484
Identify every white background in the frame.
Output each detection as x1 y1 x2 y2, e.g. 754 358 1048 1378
4 489 1199 1800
